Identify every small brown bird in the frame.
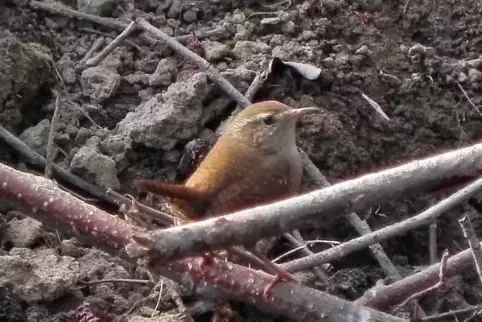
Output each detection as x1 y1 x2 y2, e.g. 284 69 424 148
135 100 321 294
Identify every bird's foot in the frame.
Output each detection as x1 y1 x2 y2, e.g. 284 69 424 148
263 271 293 299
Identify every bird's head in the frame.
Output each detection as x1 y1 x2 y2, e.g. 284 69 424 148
223 101 321 153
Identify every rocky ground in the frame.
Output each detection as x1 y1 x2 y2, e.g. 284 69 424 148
1 0 482 321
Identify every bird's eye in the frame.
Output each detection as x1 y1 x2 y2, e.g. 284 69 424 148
262 115 275 125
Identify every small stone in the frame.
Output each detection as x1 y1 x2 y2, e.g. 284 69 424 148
334 54 350 67
166 18 179 29
323 57 335 67
70 144 120 189
117 72 211 150
0 248 79 302
302 30 315 40
74 127 93 146
232 10 246 24
202 41 231 61
355 45 372 56
77 0 116 16
44 18 59 30
232 40 271 60
183 10 197 22
234 25 250 41
19 119 50 156
54 133 71 146
149 58 177 87
458 72 469 83
468 68 482 83
152 14 167 26
160 26 174 37
167 0 182 18
81 66 120 103
281 21 296 34
270 35 285 47
6 217 43 248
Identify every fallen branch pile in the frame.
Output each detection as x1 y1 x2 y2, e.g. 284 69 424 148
3 1 482 321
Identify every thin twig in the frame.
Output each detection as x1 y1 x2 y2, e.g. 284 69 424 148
403 0 412 15
80 36 105 64
80 28 145 53
458 213 482 284
395 249 449 309
282 231 332 281
360 91 391 121
272 239 340 263
245 71 268 102
151 279 164 318
457 82 482 117
158 279 194 322
85 21 137 67
107 189 174 226
347 213 403 280
82 278 151 285
45 93 61 179
419 305 482 321
429 220 438 264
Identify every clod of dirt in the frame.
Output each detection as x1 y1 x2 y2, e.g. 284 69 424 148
79 249 140 316
219 67 256 96
232 40 271 60
0 291 26 322
116 72 211 150
0 248 79 303
78 248 130 282
100 133 134 173
77 0 117 16
5 217 44 248
202 41 231 62
129 314 184 322
0 213 7 247
25 304 74 322
19 119 51 156
0 30 53 132
326 268 370 300
70 139 121 189
81 66 121 103
59 238 87 258
148 58 177 87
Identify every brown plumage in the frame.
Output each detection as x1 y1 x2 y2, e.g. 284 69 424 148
134 100 320 297
136 100 320 221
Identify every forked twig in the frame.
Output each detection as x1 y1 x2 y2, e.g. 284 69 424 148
45 93 61 179
459 213 482 284
395 249 449 309
85 21 137 67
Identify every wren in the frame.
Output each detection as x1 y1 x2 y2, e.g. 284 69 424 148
135 100 321 295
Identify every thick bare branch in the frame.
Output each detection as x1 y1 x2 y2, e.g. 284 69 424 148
282 175 482 272
132 143 482 262
0 162 406 322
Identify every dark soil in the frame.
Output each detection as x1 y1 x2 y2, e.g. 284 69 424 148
1 0 482 321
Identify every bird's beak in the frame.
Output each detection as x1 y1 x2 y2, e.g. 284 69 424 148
281 107 321 119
